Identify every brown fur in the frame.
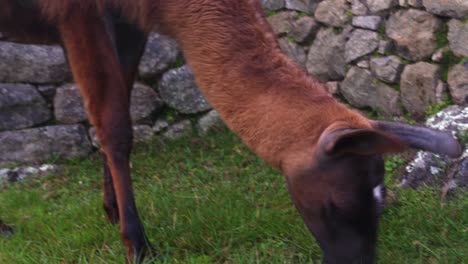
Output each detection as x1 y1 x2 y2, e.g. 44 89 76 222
155 0 373 167
0 0 59 44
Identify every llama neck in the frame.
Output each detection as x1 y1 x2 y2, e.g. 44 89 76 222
162 0 289 95
157 0 370 167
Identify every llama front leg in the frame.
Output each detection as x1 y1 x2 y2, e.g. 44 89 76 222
58 13 154 263
101 153 120 224
100 15 148 225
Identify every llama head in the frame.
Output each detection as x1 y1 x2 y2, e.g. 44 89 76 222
282 120 462 264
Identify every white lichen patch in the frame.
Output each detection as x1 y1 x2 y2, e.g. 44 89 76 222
39 164 56 171
405 151 430 173
23 167 39 174
0 164 58 185
426 106 468 138
0 168 9 176
462 149 468 159
430 166 441 175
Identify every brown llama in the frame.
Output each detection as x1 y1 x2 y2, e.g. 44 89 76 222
0 0 462 263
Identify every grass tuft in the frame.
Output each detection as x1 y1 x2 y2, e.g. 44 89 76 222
435 22 449 49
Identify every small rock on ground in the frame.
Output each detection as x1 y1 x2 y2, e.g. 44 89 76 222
163 120 193 140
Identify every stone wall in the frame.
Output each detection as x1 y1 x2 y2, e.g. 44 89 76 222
0 33 224 165
0 0 467 167
265 0 467 115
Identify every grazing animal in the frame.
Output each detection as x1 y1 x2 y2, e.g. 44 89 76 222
0 0 462 263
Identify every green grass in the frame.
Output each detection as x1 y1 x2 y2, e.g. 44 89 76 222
0 130 467 263
439 51 465 82
435 22 449 50
172 55 186 68
426 96 453 117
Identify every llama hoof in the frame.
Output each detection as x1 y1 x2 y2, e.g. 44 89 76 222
148 252 164 263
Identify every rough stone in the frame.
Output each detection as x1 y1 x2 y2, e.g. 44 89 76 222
163 120 193 140
357 60 370 69
325 81 340 95
159 65 211 114
197 110 225 136
267 11 298 36
431 46 450 63
267 12 319 43
54 83 163 124
352 16 382 30
129 83 164 123
0 125 92 165
351 0 369 15
290 16 320 43
386 9 440 61
374 82 402 117
0 41 71 83
400 62 441 117
422 0 468 19
0 164 58 185
314 0 351 27
370 55 404 83
138 33 179 80
339 66 372 108
306 28 347 81
87 128 99 148
261 0 286 11
153 119 169 133
132 125 155 143
0 83 51 131
341 66 401 116
448 19 468 58
37 85 57 103
285 0 315 13
445 157 468 196
436 80 448 104
345 29 379 63
366 0 395 13
400 106 467 196
400 152 445 189
408 0 422 8
398 0 408 7
278 37 307 67
53 84 87 124
448 64 468 105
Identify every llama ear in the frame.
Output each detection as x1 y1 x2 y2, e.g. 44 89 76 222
373 121 463 158
319 128 405 157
